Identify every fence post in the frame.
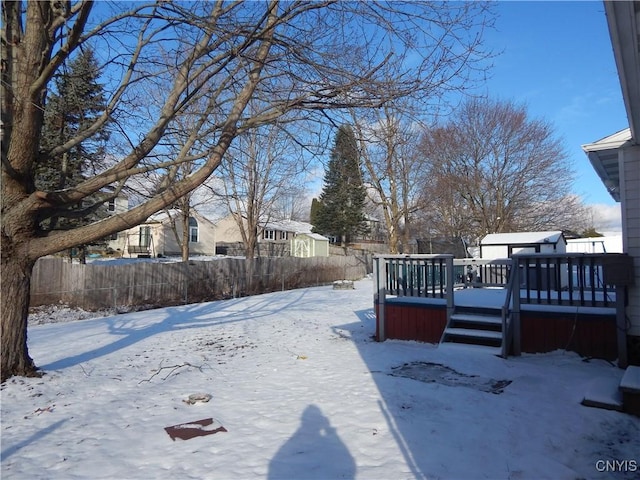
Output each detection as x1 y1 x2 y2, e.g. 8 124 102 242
183 261 189 305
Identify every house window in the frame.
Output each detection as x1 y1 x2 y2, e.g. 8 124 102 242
263 229 275 241
280 231 288 240
108 199 116 212
189 217 198 243
139 226 151 247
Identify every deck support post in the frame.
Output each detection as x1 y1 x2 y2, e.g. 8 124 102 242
374 256 386 342
445 255 454 327
616 285 628 368
512 259 521 356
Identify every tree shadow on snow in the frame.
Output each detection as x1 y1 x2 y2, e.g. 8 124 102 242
39 288 315 372
1 418 68 461
268 405 355 480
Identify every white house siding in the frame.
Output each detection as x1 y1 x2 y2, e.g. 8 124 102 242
621 144 640 336
566 235 623 254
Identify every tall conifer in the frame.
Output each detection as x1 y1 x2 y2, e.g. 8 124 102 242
313 125 369 245
37 48 110 232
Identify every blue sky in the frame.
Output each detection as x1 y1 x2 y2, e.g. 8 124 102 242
483 1 627 213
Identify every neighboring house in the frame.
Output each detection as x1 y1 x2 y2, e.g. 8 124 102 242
214 213 328 256
108 210 216 257
361 214 386 243
566 235 624 254
88 189 128 250
260 218 314 243
479 231 566 260
582 1 639 361
318 214 386 245
213 212 246 245
104 189 129 216
214 214 313 245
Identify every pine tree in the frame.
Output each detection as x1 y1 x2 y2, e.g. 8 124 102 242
313 125 369 245
309 197 322 227
37 48 110 234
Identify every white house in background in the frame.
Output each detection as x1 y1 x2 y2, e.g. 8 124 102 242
479 231 567 260
566 235 624 254
104 189 129 215
581 1 639 358
108 210 216 257
291 233 329 258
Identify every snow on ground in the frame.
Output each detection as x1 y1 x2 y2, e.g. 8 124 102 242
2 278 639 479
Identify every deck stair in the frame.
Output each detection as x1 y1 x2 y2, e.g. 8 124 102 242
440 305 504 353
582 366 640 417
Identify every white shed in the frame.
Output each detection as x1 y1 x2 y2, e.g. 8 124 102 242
480 231 566 259
291 233 329 258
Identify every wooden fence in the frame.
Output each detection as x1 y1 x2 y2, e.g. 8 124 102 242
30 255 369 311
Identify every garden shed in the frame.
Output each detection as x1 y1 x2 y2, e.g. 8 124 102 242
479 231 566 260
291 233 329 258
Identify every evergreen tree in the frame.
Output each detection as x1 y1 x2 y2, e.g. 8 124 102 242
313 125 369 245
309 197 322 227
37 48 110 234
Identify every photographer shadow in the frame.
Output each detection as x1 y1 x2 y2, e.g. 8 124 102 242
268 405 355 479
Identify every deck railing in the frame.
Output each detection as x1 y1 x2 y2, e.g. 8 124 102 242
453 258 512 288
379 254 454 298
373 254 455 341
512 253 623 308
374 252 632 362
375 253 627 308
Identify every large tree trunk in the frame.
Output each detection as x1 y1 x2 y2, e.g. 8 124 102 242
1 253 38 382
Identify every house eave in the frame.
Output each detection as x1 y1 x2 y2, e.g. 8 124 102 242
604 1 640 143
585 1 640 202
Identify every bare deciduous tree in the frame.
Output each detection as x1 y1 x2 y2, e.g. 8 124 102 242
417 98 589 244
352 105 428 253
1 0 494 380
218 115 310 260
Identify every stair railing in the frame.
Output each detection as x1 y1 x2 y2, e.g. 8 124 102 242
501 258 518 358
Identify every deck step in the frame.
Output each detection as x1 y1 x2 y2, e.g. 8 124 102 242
581 376 624 412
438 342 503 355
450 313 502 326
620 366 640 394
441 308 505 349
443 328 503 340
620 366 640 417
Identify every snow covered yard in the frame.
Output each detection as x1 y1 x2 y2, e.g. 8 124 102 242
2 278 639 479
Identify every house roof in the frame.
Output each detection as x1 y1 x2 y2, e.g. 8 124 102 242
262 219 314 234
481 231 564 246
296 232 329 241
584 2 640 202
146 209 216 227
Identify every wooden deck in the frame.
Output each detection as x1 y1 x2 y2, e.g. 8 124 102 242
374 253 629 362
